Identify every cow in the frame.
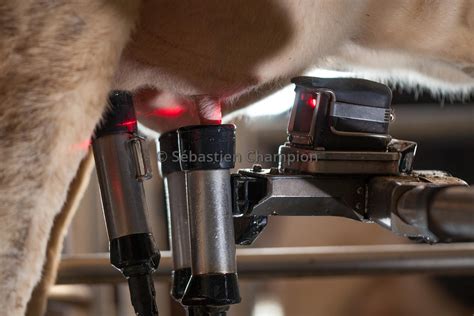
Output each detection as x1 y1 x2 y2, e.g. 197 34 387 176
0 0 473 315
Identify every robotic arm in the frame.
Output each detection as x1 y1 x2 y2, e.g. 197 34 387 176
90 77 474 315
232 76 474 244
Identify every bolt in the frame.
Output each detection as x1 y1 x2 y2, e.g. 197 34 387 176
252 164 263 172
269 167 280 175
356 187 364 195
355 202 362 210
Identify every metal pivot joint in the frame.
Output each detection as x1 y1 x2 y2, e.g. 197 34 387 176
178 125 241 313
92 91 160 316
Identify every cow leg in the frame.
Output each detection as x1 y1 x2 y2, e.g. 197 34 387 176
0 1 140 314
25 152 94 316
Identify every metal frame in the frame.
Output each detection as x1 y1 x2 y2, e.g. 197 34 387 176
56 243 474 285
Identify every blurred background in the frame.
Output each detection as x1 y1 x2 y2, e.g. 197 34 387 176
45 73 474 316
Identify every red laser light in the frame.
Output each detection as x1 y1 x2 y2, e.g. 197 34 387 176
307 96 317 108
71 139 92 152
149 106 185 118
300 93 317 109
117 119 137 132
117 119 137 127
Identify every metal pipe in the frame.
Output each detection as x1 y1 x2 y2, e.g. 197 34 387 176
48 285 93 306
430 186 474 241
56 244 474 284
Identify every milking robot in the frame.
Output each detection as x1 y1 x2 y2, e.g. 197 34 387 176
91 77 474 315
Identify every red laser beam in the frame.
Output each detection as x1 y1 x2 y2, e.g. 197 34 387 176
147 106 186 118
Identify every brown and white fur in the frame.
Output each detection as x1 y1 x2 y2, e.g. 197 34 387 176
0 1 473 315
